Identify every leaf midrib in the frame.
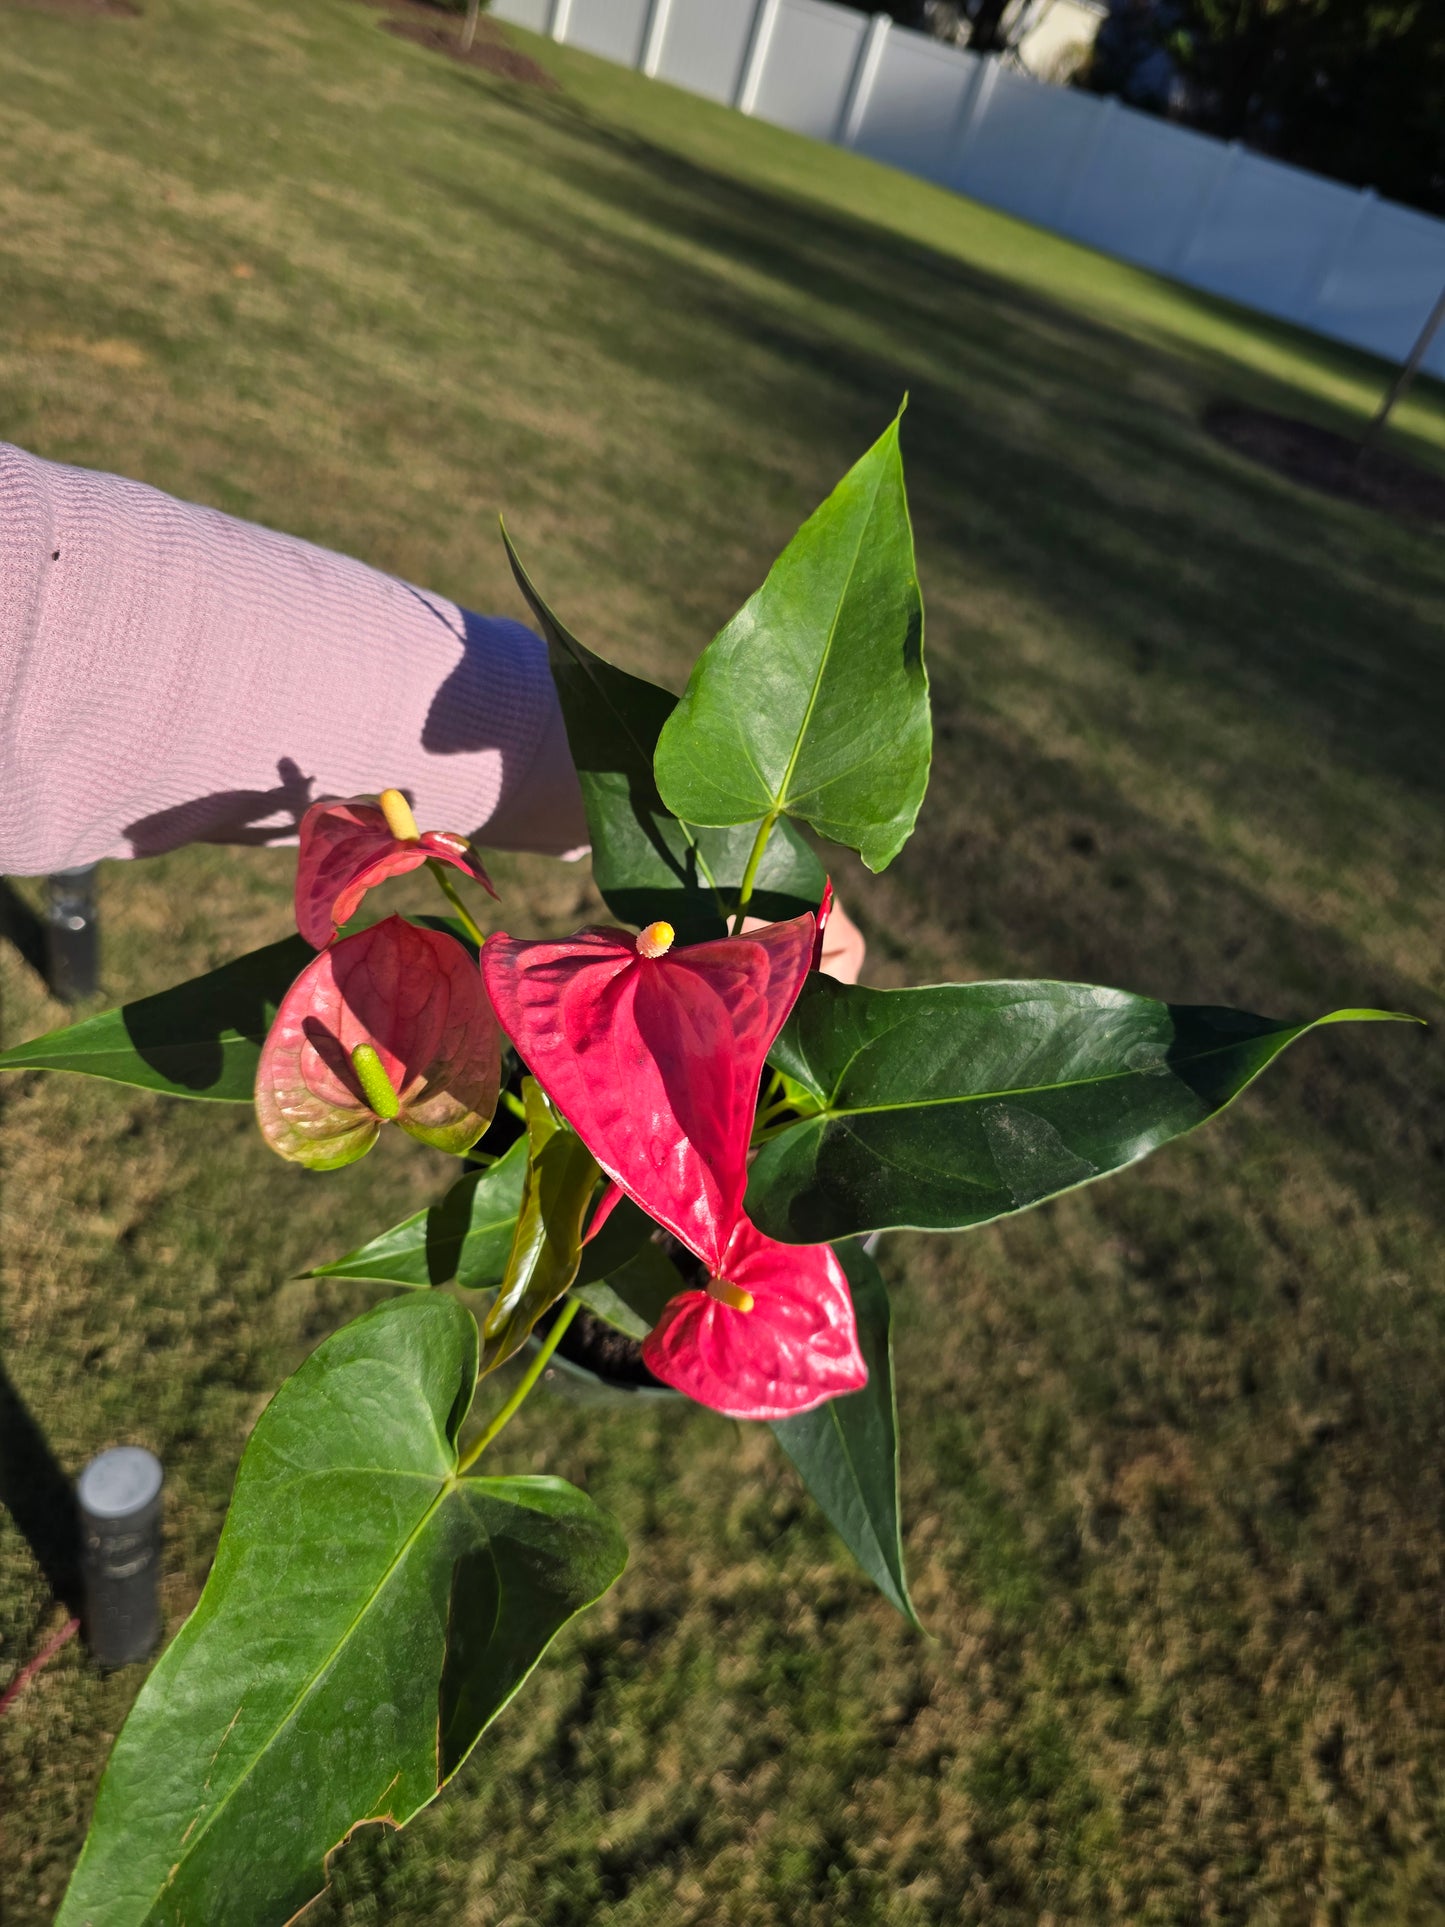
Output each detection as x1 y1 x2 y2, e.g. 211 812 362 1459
768 462 887 820
806 1024 1298 1119
139 1459 460 1919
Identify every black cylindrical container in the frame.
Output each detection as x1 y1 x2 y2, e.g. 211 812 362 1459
46 864 99 1003
76 1446 163 1667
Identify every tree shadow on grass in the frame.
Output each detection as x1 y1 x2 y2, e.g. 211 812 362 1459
436 84 1445 808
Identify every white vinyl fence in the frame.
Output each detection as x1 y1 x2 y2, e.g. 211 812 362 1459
490 0 1445 380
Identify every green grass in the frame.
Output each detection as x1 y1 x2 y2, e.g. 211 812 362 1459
2 3 1444 1921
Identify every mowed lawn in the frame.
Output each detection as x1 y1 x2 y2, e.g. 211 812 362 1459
2 3 1444 1921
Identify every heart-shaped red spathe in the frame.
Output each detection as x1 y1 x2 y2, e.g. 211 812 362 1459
481 915 814 1273
640 1216 866 1419
294 798 495 949
256 915 500 1168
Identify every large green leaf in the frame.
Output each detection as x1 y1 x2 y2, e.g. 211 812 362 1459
653 415 929 873
0 933 310 1100
503 526 824 938
58 1295 625 1927
771 1242 918 1625
749 976 1417 1241
306 1137 529 1290
480 1080 599 1375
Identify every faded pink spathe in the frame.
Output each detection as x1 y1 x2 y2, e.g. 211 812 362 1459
0 442 585 875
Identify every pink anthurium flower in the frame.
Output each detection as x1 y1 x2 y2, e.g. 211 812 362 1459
481 913 815 1273
256 915 499 1168
294 789 495 949
640 1215 867 1420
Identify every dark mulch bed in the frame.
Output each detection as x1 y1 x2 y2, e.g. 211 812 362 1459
1 0 138 15
1204 400 1445 529
362 0 560 86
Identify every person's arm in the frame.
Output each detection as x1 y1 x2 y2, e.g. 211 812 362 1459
0 441 866 982
0 441 585 876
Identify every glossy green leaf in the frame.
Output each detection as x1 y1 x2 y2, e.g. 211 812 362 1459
503 526 825 938
306 1137 528 1290
572 1190 655 1290
771 1242 918 1625
573 1238 682 1341
0 934 310 1100
750 976 1418 1241
480 1080 599 1375
653 414 929 873
58 1295 625 1927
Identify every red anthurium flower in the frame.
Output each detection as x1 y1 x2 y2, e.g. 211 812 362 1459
481 913 814 1273
256 915 499 1168
640 1215 866 1419
294 789 495 949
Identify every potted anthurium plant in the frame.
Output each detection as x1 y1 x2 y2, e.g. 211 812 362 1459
1 412 1414 1927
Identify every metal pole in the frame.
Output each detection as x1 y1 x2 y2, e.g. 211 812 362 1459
1360 281 1445 460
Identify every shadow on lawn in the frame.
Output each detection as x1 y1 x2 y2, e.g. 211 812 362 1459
446 84 1445 813
0 1359 83 1620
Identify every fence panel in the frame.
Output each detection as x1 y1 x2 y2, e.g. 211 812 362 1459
852 27 974 181
1184 151 1362 323
1314 199 1445 371
954 63 1100 231
655 0 759 105
491 0 551 31
562 0 652 67
1062 104 1222 275
752 0 867 143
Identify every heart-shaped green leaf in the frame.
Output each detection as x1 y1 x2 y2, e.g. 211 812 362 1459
58 1295 625 1927
480 1080 599 1375
653 413 929 873
749 977 1419 1241
503 526 824 938
306 1136 529 1290
0 934 311 1100
771 1241 918 1625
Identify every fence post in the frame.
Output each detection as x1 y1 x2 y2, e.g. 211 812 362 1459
1167 136 1241 278
943 54 1000 192
547 0 573 42
1298 187 1377 331
735 0 782 117
836 12 891 149
1054 93 1116 236
640 0 673 76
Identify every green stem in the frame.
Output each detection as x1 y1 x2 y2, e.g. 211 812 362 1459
751 1097 795 1136
457 1298 581 1473
427 859 487 948
730 813 778 935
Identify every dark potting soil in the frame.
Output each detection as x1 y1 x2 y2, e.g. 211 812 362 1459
542 1306 670 1390
1204 401 1445 529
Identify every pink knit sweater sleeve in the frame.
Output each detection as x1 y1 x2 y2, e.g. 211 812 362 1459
0 442 586 876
